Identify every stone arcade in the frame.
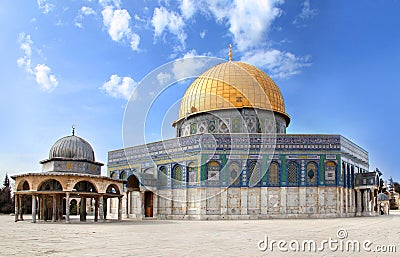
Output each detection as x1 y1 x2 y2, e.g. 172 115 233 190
108 60 380 220
12 130 124 223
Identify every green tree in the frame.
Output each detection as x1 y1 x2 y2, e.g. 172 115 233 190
0 174 14 214
394 182 400 194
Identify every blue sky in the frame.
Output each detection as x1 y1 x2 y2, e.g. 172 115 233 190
1 0 399 183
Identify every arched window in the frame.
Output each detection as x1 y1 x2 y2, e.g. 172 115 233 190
287 162 299 186
228 162 241 187
306 162 318 185
187 162 197 186
268 162 279 185
248 160 261 187
172 165 183 188
158 166 168 187
120 171 127 180
325 161 336 184
207 161 220 186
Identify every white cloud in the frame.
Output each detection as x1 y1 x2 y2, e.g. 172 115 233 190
18 33 33 57
180 0 195 19
199 30 206 39
81 6 96 16
17 56 32 73
101 5 140 51
37 0 54 14
17 33 58 91
98 0 121 8
204 0 283 51
241 49 311 78
157 72 172 85
75 6 97 28
17 33 34 73
129 33 140 51
34 64 58 92
102 7 130 41
172 50 212 80
151 6 187 48
101 74 138 100
293 0 318 25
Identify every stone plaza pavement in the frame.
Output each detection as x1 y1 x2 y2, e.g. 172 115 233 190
1 212 400 257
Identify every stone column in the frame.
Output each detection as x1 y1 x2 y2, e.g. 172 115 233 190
126 191 130 218
14 195 19 222
356 190 362 216
57 195 62 221
39 196 45 220
371 190 375 214
65 193 70 223
363 190 367 214
118 196 123 221
19 195 24 221
80 198 86 222
52 195 57 222
340 187 344 215
344 188 348 214
366 189 371 212
99 195 104 222
94 197 99 222
32 195 37 223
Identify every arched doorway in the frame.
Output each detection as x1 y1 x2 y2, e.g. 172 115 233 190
70 199 78 215
38 179 63 221
125 175 141 218
73 180 98 221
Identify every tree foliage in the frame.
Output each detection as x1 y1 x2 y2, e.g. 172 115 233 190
0 174 14 214
394 182 400 194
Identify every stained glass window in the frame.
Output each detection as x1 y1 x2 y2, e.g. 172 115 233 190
228 162 240 187
172 165 183 188
325 161 336 184
188 162 197 186
159 166 168 187
306 162 317 184
207 161 220 186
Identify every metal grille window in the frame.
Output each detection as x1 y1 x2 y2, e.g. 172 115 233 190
269 162 279 184
288 162 298 185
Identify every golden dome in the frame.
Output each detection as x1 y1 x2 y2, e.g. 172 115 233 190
178 61 290 124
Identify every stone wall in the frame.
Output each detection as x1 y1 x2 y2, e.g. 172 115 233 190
154 186 356 219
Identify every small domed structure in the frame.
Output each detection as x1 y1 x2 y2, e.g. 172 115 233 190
40 130 103 175
49 135 95 161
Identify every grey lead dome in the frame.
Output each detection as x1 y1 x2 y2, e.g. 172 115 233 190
49 135 95 161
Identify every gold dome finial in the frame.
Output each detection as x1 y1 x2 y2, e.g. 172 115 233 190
228 44 232 61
